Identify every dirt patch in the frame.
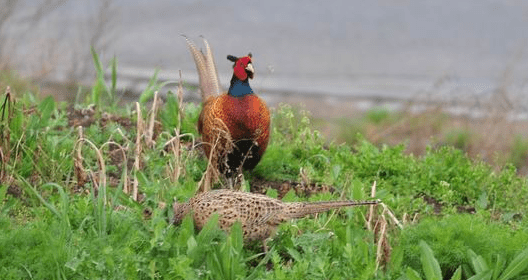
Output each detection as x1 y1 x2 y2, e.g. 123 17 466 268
456 205 476 214
106 142 134 189
7 184 22 198
66 105 136 130
420 194 443 214
67 104 97 127
420 193 476 214
100 112 136 130
1 175 30 205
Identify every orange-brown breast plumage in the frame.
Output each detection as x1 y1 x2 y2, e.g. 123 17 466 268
198 91 270 176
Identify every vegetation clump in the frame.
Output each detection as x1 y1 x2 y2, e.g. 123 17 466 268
1 54 528 279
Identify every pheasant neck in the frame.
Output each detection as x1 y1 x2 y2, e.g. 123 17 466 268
228 77 254 97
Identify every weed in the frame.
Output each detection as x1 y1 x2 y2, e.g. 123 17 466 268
90 47 119 109
508 135 528 170
366 106 391 125
396 215 528 278
445 129 472 151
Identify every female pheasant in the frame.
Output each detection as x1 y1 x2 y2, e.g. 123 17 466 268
186 38 270 190
172 189 380 247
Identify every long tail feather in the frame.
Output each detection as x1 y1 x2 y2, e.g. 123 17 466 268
185 37 223 100
201 37 221 95
286 200 380 219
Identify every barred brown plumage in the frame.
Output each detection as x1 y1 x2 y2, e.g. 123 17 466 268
172 189 380 243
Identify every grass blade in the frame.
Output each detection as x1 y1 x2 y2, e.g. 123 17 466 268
139 69 160 104
110 56 118 100
90 46 110 108
19 176 60 218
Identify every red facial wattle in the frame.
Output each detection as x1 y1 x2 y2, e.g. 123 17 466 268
233 56 253 81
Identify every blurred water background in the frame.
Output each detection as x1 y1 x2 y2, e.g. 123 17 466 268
3 0 528 112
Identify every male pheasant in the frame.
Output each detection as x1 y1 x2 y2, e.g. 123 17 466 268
172 189 379 245
186 38 270 190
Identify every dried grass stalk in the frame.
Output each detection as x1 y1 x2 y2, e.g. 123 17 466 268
0 147 5 183
74 126 88 188
366 181 377 231
74 137 107 200
381 203 403 230
375 211 390 271
198 140 217 193
177 70 184 123
145 91 159 149
166 131 182 182
132 102 142 201
198 117 234 192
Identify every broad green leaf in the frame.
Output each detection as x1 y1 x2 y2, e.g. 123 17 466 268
159 93 180 130
468 249 490 274
196 213 220 244
405 267 423 280
351 179 365 200
186 235 197 255
38 95 55 127
419 240 442 280
500 246 528 280
9 107 23 136
330 164 342 182
467 270 492 280
177 216 195 247
228 221 244 253
286 247 302 262
449 266 462 280
492 254 506 280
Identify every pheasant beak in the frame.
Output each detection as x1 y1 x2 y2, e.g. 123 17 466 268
246 63 254 79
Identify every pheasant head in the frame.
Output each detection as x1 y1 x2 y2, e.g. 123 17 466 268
228 53 254 81
172 202 191 225
227 54 254 97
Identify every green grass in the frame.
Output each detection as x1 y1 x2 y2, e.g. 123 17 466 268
1 53 528 279
396 215 528 279
365 106 393 125
445 129 473 151
508 135 528 170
